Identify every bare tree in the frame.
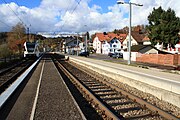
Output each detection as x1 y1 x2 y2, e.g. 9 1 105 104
7 22 26 54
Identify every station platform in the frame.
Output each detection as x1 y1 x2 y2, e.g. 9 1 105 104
5 56 85 120
68 55 180 108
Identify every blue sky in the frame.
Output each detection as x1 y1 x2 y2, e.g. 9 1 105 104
0 0 180 34
0 0 41 8
89 0 119 13
0 0 129 13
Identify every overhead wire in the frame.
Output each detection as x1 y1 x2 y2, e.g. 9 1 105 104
0 19 11 28
1 0 36 36
60 0 82 31
1 0 25 25
0 2 13 30
15 0 33 32
71 0 82 14
1 0 82 34
13 0 33 32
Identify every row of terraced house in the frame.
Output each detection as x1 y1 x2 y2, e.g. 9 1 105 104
92 31 180 67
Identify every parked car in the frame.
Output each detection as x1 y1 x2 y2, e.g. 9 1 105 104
108 52 115 57
112 52 123 58
78 51 89 57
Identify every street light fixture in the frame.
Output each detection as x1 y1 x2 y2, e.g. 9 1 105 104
117 0 143 65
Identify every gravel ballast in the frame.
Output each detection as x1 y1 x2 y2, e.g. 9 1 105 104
70 61 180 118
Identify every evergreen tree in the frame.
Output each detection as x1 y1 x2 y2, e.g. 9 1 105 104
147 7 180 48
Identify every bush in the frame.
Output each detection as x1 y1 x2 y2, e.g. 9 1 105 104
0 43 11 58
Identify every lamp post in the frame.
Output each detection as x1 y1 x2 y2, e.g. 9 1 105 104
117 0 142 65
84 25 88 52
76 33 79 56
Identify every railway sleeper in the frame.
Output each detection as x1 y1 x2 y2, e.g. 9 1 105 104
89 86 109 89
85 83 102 86
107 101 133 106
100 96 125 101
124 112 155 120
92 89 113 92
115 106 142 113
82 81 97 84
95 92 117 96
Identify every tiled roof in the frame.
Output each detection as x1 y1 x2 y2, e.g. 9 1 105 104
95 32 127 42
95 32 148 43
142 36 150 41
131 31 146 43
117 34 127 42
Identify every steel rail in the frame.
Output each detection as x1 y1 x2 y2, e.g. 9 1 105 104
0 57 42 109
0 60 33 94
78 63 179 120
55 61 121 120
0 59 27 75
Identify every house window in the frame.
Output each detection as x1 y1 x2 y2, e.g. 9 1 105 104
113 45 117 48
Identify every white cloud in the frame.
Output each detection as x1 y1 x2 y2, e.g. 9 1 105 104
0 0 180 34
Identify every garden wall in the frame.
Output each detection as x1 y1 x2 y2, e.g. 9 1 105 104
136 54 180 66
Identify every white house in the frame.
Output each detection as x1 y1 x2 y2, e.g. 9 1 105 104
93 34 102 54
93 32 126 54
122 31 146 49
155 42 163 50
122 35 138 49
109 38 122 53
175 42 180 52
102 41 110 54
165 42 180 54
62 36 81 54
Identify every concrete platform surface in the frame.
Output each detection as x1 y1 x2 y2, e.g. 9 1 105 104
69 56 180 108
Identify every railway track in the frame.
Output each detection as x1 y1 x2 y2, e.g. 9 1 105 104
53 54 179 120
0 59 35 94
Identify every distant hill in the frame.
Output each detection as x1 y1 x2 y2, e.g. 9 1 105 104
0 32 46 45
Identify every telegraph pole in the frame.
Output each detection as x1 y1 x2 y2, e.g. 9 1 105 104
27 27 30 42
